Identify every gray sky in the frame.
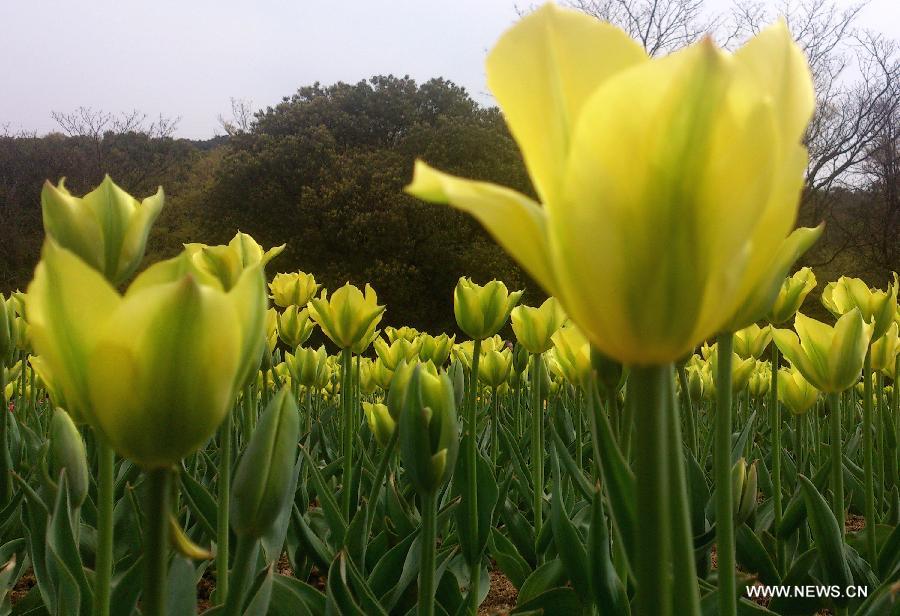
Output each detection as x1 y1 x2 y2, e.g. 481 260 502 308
2 0 897 139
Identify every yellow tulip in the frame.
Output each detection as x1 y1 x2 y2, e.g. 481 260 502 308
821 275 897 341
417 333 455 366
684 363 706 400
269 271 319 308
777 368 819 415
511 297 566 355
40 176 164 285
453 278 522 341
0 294 17 364
748 361 771 398
871 322 898 376
285 345 329 389
308 283 385 350
406 5 816 365
358 358 378 395
385 326 420 343
278 306 316 349
733 324 772 360
710 347 756 393
478 348 513 389
772 310 874 393
371 357 395 391
550 323 591 386
374 337 422 371
27 240 266 468
228 231 285 268
363 402 396 448
767 267 816 324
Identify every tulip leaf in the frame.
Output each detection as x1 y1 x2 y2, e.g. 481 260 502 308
46 474 92 615
270 573 326 616
587 486 628 615
549 444 590 603
165 555 198 616
488 528 531 589
512 586 581 615
292 506 333 571
735 524 781 585
516 558 565 605
797 475 853 592
451 438 497 566
301 448 348 546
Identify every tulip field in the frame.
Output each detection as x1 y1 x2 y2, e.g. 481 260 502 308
1 4 900 616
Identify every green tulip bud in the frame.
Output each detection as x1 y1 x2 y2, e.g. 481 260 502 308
363 402 396 447
872 322 899 374
0 294 17 364
374 336 421 371
777 367 819 415
767 267 816 324
385 326 420 343
40 176 164 285
734 459 759 524
49 408 89 508
748 361 771 398
308 283 385 349
773 309 874 393
268 271 319 308
511 297 566 354
453 278 522 341
28 240 267 469
285 345 328 389
278 306 315 349
710 347 756 393
417 333 455 366
478 348 513 389
550 323 591 386
822 275 897 341
733 324 772 360
398 365 459 495
230 387 299 538
228 231 285 268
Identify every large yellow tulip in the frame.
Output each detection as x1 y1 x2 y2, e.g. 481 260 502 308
308 283 386 350
511 297 566 355
27 240 266 468
406 4 816 365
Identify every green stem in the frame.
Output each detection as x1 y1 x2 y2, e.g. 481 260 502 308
466 339 482 615
341 347 353 520
665 364 700 615
491 388 499 467
418 492 437 616
862 348 876 560
827 392 845 537
631 364 671 616
530 353 544 561
216 409 233 603
95 440 115 616
0 368 9 503
770 344 784 574
223 535 260 616
677 362 698 458
365 430 398 540
142 468 171 616
715 333 736 616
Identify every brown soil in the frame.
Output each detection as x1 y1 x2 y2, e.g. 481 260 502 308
9 569 35 604
845 513 865 533
478 570 518 615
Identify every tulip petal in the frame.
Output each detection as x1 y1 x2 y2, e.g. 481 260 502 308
734 20 815 147
772 326 825 390
407 161 558 297
485 3 646 202
827 309 872 392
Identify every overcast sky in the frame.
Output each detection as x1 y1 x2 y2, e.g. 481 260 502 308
2 0 897 139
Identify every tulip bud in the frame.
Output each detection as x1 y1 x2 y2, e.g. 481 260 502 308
550 324 591 386
767 267 817 325
27 240 267 468
308 283 385 350
40 176 164 285
451 342 473 370
285 345 329 389
448 360 465 407
777 367 819 415
363 402 396 448
370 357 394 391
872 322 899 374
278 306 315 349
748 361 771 398
511 297 566 355
358 358 378 395
231 387 299 538
685 364 705 400
48 408 89 508
733 324 773 360
512 342 530 375
731 459 759 525
453 278 522 341
822 275 897 341
269 271 319 308
0 294 17 364
478 348 513 389
710 347 756 393
385 326 420 343
397 365 459 495
229 232 285 268
418 333 455 366
773 309 874 393
374 337 421 371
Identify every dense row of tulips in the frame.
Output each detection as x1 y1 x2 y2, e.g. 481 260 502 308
1 3 899 615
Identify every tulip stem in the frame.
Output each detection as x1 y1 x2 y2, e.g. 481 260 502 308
465 338 482 614
0 368 10 504
143 467 171 616
530 353 544 562
631 364 671 616
341 348 354 520
827 392 845 537
715 333 737 616
862 348 876 561
770 344 784 574
95 439 115 616
216 408 233 603
224 535 260 616
677 362 698 459
365 429 398 541
418 491 437 616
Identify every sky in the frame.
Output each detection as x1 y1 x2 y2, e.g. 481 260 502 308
2 0 898 139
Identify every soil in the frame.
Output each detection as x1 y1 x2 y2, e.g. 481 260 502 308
478 569 518 616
